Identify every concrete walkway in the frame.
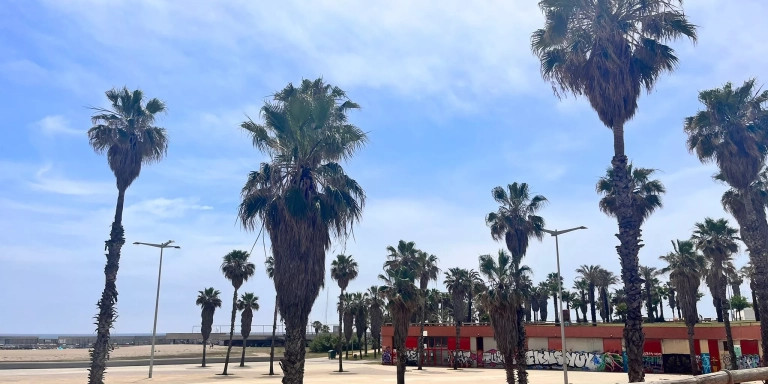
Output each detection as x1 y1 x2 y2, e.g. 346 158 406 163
0 357 708 384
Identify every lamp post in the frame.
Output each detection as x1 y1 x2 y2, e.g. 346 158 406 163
542 226 586 384
133 240 181 379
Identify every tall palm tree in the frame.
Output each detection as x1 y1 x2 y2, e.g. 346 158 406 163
576 265 601 326
368 285 384 358
486 182 546 384
479 249 531 384
444 267 472 370
639 266 661 322
660 240 705 375
237 293 259 367
685 80 768 360
380 265 420 384
264 256 278 375
532 2 695 380
238 79 366 384
220 250 256 375
385 240 418 270
596 165 666 223
330 254 358 371
196 287 222 367
414 250 440 370
86 87 169 384
692 217 739 369
664 282 679 320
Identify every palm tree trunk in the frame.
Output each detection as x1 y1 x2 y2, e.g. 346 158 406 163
337 292 344 372
646 285 654 323
282 316 309 384
732 190 768 364
714 297 723 322
417 299 426 370
553 293 560 324
515 306 528 384
686 323 699 375
202 338 207 367
88 187 126 384
393 306 409 384
602 288 611 323
240 337 247 367
611 151 646 383
453 322 461 369
222 289 238 375
718 283 738 369
659 300 665 320
588 286 597 326
364 330 368 357
269 295 277 375
750 279 760 321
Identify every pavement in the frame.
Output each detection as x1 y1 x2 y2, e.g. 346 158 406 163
0 357 703 384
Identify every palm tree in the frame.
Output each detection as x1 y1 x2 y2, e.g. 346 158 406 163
368 285 384 358
341 292 355 359
353 292 370 357
685 80 768 360
573 279 589 323
264 255 278 375
576 265 601 326
660 240 705 375
532 2 695 380
692 217 739 369
536 281 550 322
664 282 679 320
486 182 546 384
444 267 472 370
331 254 358 370
545 272 563 324
639 266 661 322
220 250 256 375
596 268 619 322
385 240 418 270
312 321 323 335
730 295 752 321
86 87 169 384
414 250 440 370
196 287 222 367
741 263 760 321
479 249 531 384
237 293 259 367
380 265 420 384
238 79 366 384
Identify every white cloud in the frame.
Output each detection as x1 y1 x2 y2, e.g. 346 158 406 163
125 197 213 219
36 115 82 136
29 164 113 196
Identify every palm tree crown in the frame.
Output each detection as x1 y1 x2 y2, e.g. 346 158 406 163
331 254 359 292
221 250 256 290
88 87 168 190
596 164 665 223
531 0 697 130
486 182 547 259
684 80 768 189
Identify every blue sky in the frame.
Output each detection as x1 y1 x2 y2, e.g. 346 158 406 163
1 1 767 334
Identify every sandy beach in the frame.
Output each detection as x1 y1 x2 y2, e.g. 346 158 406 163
0 344 268 362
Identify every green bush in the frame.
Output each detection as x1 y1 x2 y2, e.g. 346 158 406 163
308 333 363 353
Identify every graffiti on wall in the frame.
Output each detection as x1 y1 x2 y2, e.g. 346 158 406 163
448 350 476 368
643 352 663 373
700 353 711 374
722 354 761 370
382 347 393 365
520 350 623 371
483 349 505 368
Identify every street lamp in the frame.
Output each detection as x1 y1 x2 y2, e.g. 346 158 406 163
542 226 587 384
133 240 181 379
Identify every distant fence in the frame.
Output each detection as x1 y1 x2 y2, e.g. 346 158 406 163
191 324 319 335
645 367 768 384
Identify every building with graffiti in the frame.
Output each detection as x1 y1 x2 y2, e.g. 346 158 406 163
380 321 762 374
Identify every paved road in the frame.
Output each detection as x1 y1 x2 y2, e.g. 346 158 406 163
0 355 271 370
